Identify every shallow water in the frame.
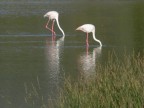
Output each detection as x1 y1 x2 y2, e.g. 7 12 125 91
0 0 144 107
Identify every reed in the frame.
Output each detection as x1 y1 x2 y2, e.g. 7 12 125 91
58 51 144 108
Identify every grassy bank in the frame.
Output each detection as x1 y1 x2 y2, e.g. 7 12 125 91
58 52 144 108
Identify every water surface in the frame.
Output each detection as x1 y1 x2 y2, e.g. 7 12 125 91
0 0 144 107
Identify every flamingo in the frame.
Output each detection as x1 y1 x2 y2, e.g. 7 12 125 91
44 11 65 37
76 24 102 47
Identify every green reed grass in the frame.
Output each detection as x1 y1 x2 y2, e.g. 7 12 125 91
58 51 144 108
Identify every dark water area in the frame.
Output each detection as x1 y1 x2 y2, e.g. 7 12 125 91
0 0 144 107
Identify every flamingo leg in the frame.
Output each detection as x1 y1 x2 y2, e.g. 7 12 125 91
86 32 89 46
45 19 50 28
52 20 56 36
51 20 56 41
86 43 89 55
45 19 56 35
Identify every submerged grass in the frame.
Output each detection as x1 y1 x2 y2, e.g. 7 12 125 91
58 51 144 108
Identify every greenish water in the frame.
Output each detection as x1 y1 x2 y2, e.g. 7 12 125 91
0 1 144 107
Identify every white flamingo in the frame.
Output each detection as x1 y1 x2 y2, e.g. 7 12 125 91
76 24 102 46
44 11 65 37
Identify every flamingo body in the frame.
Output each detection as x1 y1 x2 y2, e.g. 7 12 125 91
44 11 58 20
76 24 102 46
76 24 95 33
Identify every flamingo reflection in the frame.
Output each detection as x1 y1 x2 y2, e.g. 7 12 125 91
45 37 64 102
78 46 102 79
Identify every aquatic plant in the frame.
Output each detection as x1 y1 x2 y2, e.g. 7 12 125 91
58 51 144 108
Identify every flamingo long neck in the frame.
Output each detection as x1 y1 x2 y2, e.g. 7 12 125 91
92 29 102 46
55 17 65 37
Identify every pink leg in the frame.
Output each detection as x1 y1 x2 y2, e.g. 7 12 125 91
86 32 89 46
52 20 56 41
45 19 50 28
52 20 56 40
45 19 56 35
86 43 89 55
